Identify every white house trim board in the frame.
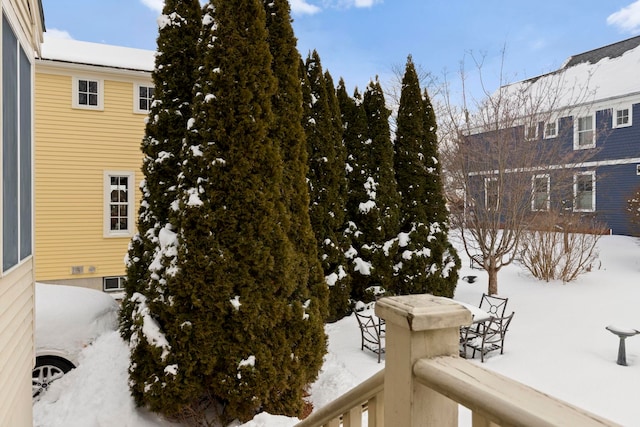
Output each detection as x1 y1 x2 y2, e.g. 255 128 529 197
469 157 640 176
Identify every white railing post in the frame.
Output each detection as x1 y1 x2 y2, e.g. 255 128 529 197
375 294 471 427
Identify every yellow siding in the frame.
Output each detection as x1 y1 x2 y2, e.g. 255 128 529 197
34 70 147 282
0 261 34 427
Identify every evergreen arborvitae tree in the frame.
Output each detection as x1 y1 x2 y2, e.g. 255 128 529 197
393 56 460 296
361 78 402 296
337 82 376 301
124 1 326 423
120 0 201 390
420 87 461 295
121 0 202 338
262 0 328 413
302 51 351 322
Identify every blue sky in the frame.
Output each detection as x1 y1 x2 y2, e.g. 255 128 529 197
41 1 640 100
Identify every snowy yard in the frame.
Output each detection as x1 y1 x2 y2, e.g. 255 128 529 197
33 234 640 426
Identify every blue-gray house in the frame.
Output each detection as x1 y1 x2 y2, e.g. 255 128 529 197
467 35 640 236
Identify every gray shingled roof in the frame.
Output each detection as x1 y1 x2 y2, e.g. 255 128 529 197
563 35 640 68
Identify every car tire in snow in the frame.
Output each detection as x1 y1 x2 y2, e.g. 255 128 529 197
32 356 75 398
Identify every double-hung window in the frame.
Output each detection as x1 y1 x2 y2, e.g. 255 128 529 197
574 172 595 212
2 14 32 272
73 77 103 110
532 175 550 211
485 177 499 210
613 106 632 128
104 171 134 237
135 84 155 113
574 114 595 149
524 122 537 141
543 120 557 139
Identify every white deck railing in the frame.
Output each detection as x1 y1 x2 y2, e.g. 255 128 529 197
296 294 619 427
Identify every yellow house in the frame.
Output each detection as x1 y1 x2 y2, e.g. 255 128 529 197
0 0 44 425
34 38 154 293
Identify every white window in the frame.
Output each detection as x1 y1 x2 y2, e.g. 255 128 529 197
574 114 595 149
134 84 155 113
524 121 537 141
543 120 557 139
73 77 103 110
574 172 595 212
484 177 498 210
103 276 126 292
613 106 632 128
104 171 134 237
531 174 550 211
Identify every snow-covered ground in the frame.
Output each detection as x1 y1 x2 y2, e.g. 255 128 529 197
33 234 640 426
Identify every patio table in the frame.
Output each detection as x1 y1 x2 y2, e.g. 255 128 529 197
456 301 491 324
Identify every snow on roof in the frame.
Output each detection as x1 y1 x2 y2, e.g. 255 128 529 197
501 36 640 113
39 36 155 72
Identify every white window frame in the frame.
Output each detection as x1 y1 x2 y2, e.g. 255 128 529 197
134 83 155 114
613 106 632 129
103 171 135 237
573 114 595 149
73 76 104 110
531 174 550 211
573 171 595 212
103 276 126 292
484 177 498 210
524 121 538 141
543 119 558 139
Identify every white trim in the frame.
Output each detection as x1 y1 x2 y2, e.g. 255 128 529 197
72 76 104 110
573 113 595 150
133 82 154 114
573 171 596 212
103 171 135 238
613 105 632 129
531 174 550 211
36 59 152 82
469 156 640 177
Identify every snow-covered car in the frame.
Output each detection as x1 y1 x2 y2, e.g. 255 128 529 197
32 283 119 398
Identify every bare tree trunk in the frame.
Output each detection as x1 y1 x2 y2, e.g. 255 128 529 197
487 267 499 295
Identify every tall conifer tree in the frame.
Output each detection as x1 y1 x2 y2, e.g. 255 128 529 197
337 82 375 301
124 1 326 422
121 0 202 339
262 0 328 413
121 2 202 414
302 52 351 321
362 78 402 296
393 56 460 296
420 87 461 295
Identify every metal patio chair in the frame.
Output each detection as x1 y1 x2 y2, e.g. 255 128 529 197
354 310 385 363
465 311 515 362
